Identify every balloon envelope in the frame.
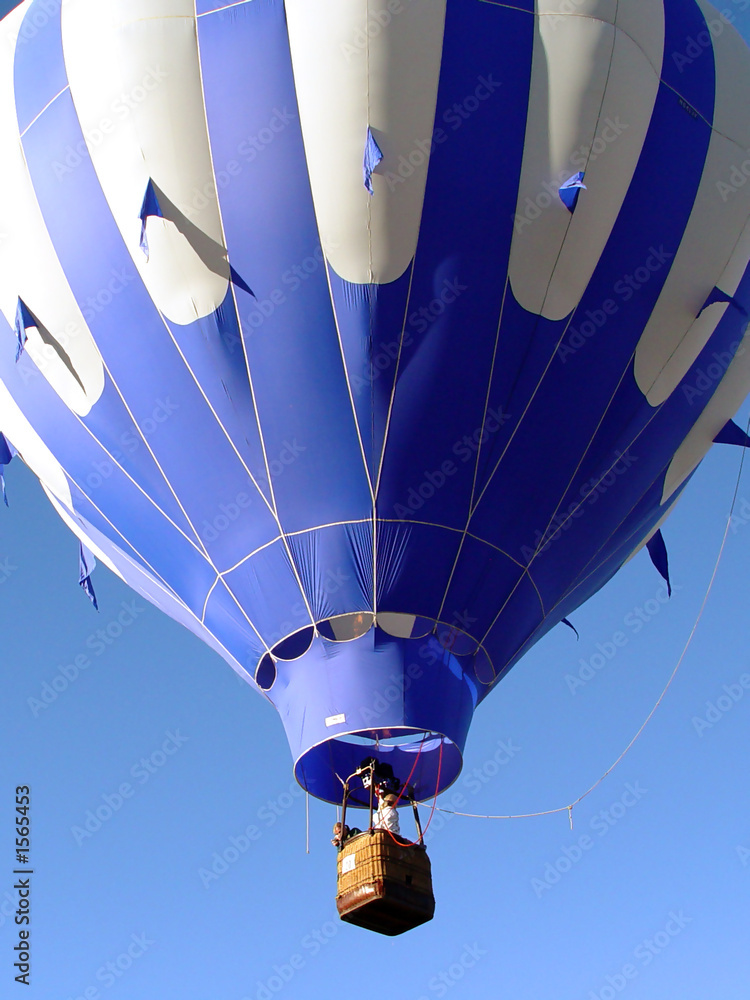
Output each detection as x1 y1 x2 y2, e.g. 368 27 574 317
1 0 750 803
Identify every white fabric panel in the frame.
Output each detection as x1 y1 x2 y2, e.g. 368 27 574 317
509 14 662 320
0 380 73 508
285 0 446 284
662 325 750 502
635 11 750 406
613 0 666 76
61 0 229 325
661 222 750 501
538 0 665 73
0 5 104 417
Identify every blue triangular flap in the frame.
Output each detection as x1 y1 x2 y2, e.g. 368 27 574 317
559 171 586 212
714 419 750 447
0 433 12 467
697 286 749 319
646 530 671 597
14 298 36 362
0 433 12 507
363 127 383 196
561 617 579 640
229 265 256 298
139 179 165 258
78 542 99 611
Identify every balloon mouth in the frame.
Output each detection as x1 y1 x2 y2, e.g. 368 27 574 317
266 628 478 805
293 728 462 807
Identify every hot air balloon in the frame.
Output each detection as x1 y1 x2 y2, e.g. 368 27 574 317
1 0 750 933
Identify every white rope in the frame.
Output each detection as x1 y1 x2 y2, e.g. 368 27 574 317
436 417 750 824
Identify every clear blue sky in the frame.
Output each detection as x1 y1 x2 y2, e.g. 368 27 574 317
2 3 750 998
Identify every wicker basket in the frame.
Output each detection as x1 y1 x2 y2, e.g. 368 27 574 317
335 830 435 936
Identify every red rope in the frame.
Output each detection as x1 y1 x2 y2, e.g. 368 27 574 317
390 735 426 810
384 740 444 848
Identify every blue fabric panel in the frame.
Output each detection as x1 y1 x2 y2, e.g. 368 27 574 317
195 0 245 13
661 0 716 121
13 0 68 134
20 92 282 568
285 523 373 622
68 475 219 617
376 0 533 532
222 538 310 650
439 534 539 642
477 572 563 690
197 2 373 534
375 522 461 620
65 504 252 672
160 290 275 509
0 323 220 584
469 75 714 580
326 268 414 483
201 578 270 668
539 259 750 612
12 354 204 539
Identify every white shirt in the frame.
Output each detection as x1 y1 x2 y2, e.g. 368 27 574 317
375 800 400 835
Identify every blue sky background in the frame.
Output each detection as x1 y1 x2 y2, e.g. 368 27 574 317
2 2 750 998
